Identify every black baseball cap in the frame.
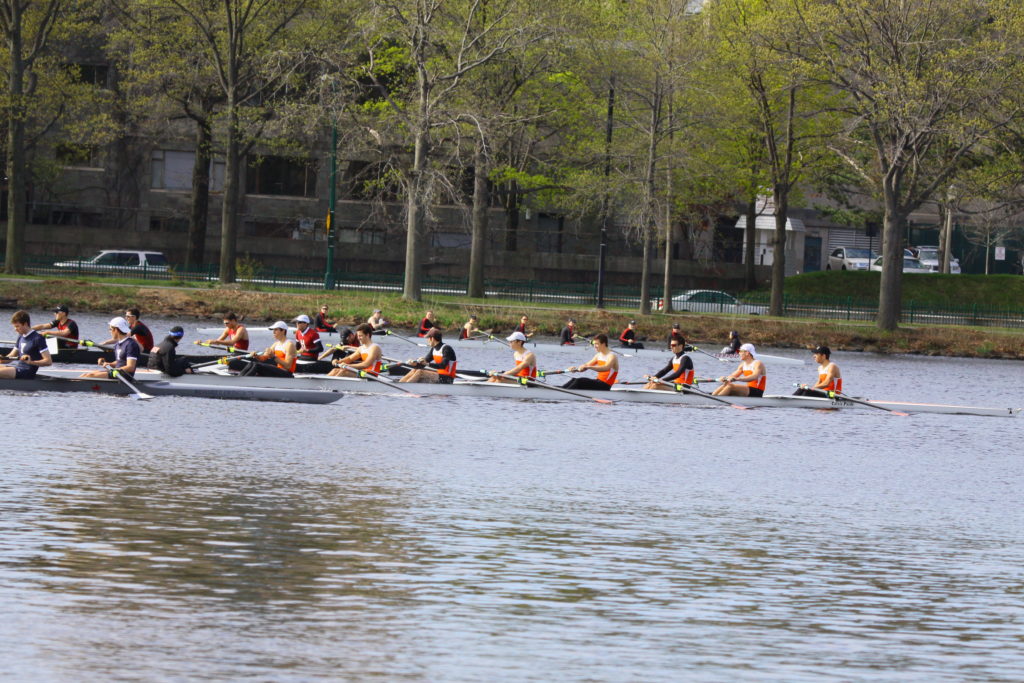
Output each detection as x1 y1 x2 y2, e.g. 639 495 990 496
812 345 831 357
54 304 69 313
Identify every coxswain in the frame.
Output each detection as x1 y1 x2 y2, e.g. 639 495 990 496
1 310 52 379
227 321 296 377
667 323 684 349
643 337 694 390
459 315 482 340
794 345 842 397
322 327 359 364
81 317 140 378
559 319 578 346
487 331 537 384
618 320 644 349
367 309 390 331
292 314 324 361
147 326 193 376
712 343 766 397
722 330 741 355
563 333 619 390
399 329 458 384
32 303 79 350
201 312 249 350
514 315 534 338
102 308 154 351
417 310 437 337
327 323 383 377
315 305 337 333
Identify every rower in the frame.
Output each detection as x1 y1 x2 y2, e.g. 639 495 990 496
201 312 249 350
459 315 481 340
327 323 383 377
487 331 537 384
292 314 324 361
618 320 644 349
417 310 437 337
101 308 154 352
643 336 694 390
147 326 193 376
712 343 766 397
228 321 296 377
81 317 140 378
399 329 457 384
667 323 684 349
514 315 534 338
0 310 52 379
315 305 337 333
32 303 79 350
559 319 578 346
563 333 619 390
722 330 741 355
794 345 842 397
367 309 390 331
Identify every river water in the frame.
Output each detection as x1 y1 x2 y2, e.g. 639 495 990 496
2 310 1023 681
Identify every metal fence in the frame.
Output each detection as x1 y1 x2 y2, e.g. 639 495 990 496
11 257 1024 329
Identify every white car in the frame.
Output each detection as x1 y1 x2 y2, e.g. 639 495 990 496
870 256 930 273
826 247 877 271
660 289 767 315
54 250 170 273
912 246 961 274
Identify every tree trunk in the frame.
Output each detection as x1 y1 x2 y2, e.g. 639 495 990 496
639 229 652 315
219 96 240 283
467 141 487 298
744 196 757 289
876 193 903 330
660 176 673 313
403 124 427 301
3 9 25 275
768 191 787 316
187 116 212 268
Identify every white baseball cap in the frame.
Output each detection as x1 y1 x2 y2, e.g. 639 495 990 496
292 314 311 324
739 343 757 358
108 316 131 334
506 331 528 343
268 321 289 331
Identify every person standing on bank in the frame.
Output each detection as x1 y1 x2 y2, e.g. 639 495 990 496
81 317 140 378
1 310 52 379
400 329 458 384
794 346 842 397
563 334 619 391
32 304 79 350
712 343 766 397
148 326 193 376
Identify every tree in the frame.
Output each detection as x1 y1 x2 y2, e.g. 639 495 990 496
777 0 1024 329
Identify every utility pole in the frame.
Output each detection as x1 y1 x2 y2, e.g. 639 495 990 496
597 80 614 308
324 124 337 290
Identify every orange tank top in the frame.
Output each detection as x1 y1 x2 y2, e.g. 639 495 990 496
513 350 536 378
360 345 383 374
742 362 766 391
432 346 457 377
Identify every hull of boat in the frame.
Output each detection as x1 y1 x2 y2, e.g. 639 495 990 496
0 346 225 366
0 375 342 404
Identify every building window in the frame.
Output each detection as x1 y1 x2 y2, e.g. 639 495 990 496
246 155 317 198
151 150 224 192
56 144 102 169
338 228 385 245
535 213 565 254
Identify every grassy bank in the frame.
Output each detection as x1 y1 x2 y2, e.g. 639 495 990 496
1 275 1022 360
780 271 1024 308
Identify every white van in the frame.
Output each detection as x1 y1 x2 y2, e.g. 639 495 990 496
54 250 170 273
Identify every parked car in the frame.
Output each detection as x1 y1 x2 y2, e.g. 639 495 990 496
54 250 170 274
869 256 930 273
826 247 877 271
911 245 961 274
658 289 767 315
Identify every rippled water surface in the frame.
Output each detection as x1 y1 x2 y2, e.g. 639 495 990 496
2 311 1023 681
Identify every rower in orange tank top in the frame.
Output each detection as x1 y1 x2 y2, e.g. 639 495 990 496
712 343 767 397
794 345 842 398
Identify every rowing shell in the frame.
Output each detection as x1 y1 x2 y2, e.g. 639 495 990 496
36 369 1016 416
0 375 342 404
714 352 805 365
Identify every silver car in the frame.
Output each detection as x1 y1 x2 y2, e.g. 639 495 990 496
870 256 930 273
662 289 767 315
827 247 876 271
912 246 961 274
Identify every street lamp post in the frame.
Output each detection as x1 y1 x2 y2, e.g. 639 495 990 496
324 123 337 290
597 80 615 309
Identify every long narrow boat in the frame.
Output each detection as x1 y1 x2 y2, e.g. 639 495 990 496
0 346 223 366
0 374 342 404
35 368 1015 416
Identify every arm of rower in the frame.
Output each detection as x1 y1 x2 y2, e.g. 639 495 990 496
812 364 839 390
30 350 53 367
31 322 55 332
655 361 677 381
279 343 297 370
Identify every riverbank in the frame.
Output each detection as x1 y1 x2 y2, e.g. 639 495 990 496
1 277 1022 359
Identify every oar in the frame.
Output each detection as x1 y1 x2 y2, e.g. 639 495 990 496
190 352 255 370
318 343 357 361
485 334 511 348
648 376 749 409
111 369 154 400
690 345 729 362
351 367 420 396
381 355 480 381
831 390 910 417
518 375 615 405
193 340 251 355
384 329 424 347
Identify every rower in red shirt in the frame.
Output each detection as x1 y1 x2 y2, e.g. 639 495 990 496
292 314 324 360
